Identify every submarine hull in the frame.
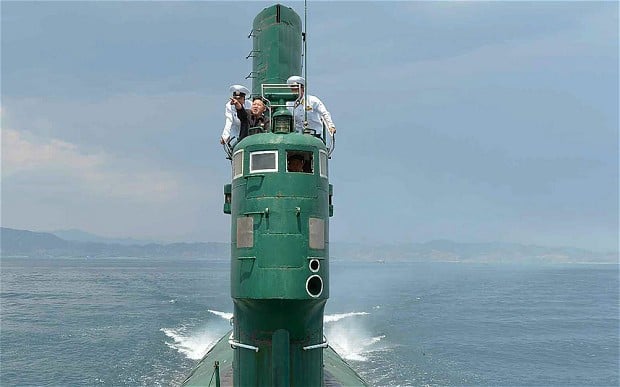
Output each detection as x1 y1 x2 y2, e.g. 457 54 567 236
182 331 367 386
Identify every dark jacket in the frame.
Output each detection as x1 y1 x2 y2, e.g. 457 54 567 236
236 107 270 140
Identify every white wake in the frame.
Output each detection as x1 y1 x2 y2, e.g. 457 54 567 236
161 325 223 360
164 309 386 362
162 309 232 360
325 311 386 362
324 312 370 323
208 309 233 320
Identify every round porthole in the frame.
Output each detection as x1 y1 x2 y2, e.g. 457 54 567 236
306 275 323 298
309 259 320 273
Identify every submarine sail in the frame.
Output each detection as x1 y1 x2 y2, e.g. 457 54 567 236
182 4 367 386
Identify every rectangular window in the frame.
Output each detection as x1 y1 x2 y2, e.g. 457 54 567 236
319 150 328 178
233 150 244 179
250 150 278 173
287 151 313 173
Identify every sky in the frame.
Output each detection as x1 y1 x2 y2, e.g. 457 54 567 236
1 1 617 251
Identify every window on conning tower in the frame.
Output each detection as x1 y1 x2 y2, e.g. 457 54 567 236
232 150 243 179
319 150 328 178
287 151 313 173
250 150 278 173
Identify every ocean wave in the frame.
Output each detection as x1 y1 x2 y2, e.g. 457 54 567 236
161 326 222 360
161 311 231 360
365 335 386 346
164 309 385 362
325 312 388 362
324 311 370 323
208 309 233 320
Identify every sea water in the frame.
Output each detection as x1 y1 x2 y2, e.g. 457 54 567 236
1 257 617 386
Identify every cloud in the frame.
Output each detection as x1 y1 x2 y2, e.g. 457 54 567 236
2 92 220 149
3 127 101 174
2 126 179 202
1 105 231 242
311 2 616 93
1 2 615 249
1 124 229 241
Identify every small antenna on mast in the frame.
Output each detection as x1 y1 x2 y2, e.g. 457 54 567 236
303 0 308 127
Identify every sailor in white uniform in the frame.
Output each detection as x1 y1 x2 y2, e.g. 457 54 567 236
286 76 336 136
220 84 252 144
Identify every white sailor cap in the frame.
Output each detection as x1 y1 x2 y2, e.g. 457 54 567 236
286 76 305 87
229 84 250 97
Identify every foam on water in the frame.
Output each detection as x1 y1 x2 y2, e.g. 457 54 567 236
164 309 384 362
161 325 224 360
162 309 232 360
324 312 369 323
208 309 233 320
325 311 387 362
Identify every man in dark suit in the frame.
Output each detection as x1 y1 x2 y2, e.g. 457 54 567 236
231 96 271 141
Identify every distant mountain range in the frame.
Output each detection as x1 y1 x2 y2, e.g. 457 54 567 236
0 228 228 259
0 227 617 263
329 240 618 264
49 229 161 246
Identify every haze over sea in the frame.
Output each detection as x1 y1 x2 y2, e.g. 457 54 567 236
1 256 617 386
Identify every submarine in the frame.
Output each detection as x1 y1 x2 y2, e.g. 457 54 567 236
182 4 367 386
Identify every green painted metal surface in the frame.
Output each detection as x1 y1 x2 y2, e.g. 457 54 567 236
251 4 302 96
182 4 367 386
323 346 368 386
229 131 330 386
272 329 291 386
231 133 330 300
182 333 234 387
182 330 366 386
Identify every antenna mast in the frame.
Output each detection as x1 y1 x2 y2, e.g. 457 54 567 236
303 0 308 129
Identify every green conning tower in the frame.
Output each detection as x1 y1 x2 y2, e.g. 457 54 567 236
229 4 330 386
182 4 367 386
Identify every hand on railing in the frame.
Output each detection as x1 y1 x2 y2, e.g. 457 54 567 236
222 136 236 160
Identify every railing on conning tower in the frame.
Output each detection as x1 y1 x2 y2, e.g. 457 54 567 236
260 83 336 157
260 83 298 131
222 81 336 160
261 84 296 108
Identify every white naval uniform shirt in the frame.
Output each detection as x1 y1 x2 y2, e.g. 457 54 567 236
221 100 251 142
287 95 335 134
